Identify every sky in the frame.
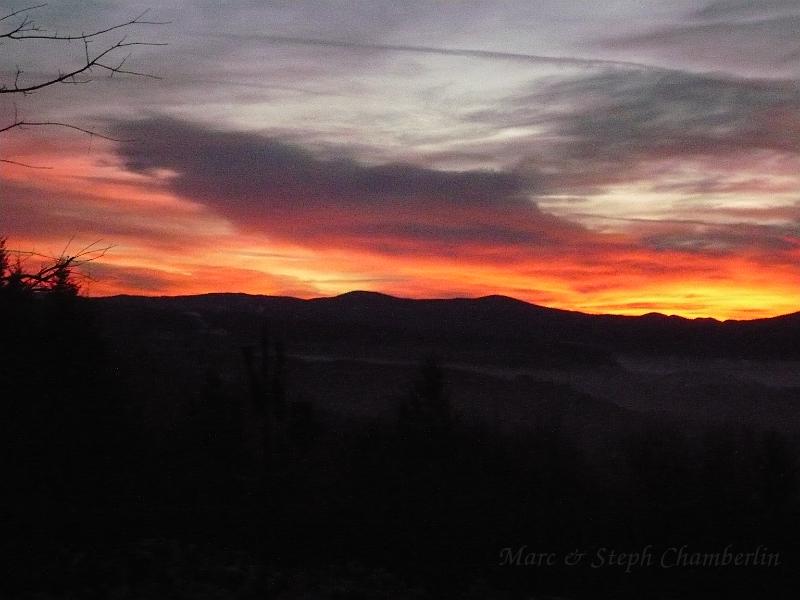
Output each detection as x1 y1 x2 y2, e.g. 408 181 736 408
2 0 800 319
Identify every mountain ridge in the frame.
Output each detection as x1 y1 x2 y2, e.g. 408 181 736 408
95 289 800 323
91 290 800 360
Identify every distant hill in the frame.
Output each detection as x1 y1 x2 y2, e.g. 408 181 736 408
92 291 800 360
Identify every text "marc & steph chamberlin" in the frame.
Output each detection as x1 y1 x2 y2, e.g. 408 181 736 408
499 545 780 572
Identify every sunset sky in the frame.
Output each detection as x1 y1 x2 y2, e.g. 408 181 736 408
2 0 800 319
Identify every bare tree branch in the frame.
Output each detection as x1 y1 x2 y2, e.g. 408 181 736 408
0 158 52 169
0 120 133 141
2 8 169 41
0 4 47 25
0 5 164 167
0 37 165 95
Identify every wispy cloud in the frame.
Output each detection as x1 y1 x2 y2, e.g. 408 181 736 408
469 69 800 199
214 32 655 70
604 1 800 74
693 0 800 20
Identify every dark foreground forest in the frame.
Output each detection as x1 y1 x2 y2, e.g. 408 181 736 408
2 277 800 597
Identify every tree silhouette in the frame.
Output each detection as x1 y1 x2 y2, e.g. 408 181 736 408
398 354 451 438
0 237 109 298
0 3 165 546
1 236 126 545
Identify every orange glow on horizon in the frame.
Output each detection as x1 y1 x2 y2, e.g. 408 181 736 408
4 139 800 322
73 240 800 321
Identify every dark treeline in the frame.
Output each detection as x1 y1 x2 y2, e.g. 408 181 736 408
2 276 799 597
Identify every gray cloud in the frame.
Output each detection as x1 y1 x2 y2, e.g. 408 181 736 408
693 0 800 20
605 0 800 73
610 16 800 65
115 116 526 208
112 117 586 253
545 70 800 155
471 69 800 194
639 222 799 254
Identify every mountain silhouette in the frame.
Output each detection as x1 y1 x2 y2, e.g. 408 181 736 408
95 291 800 360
